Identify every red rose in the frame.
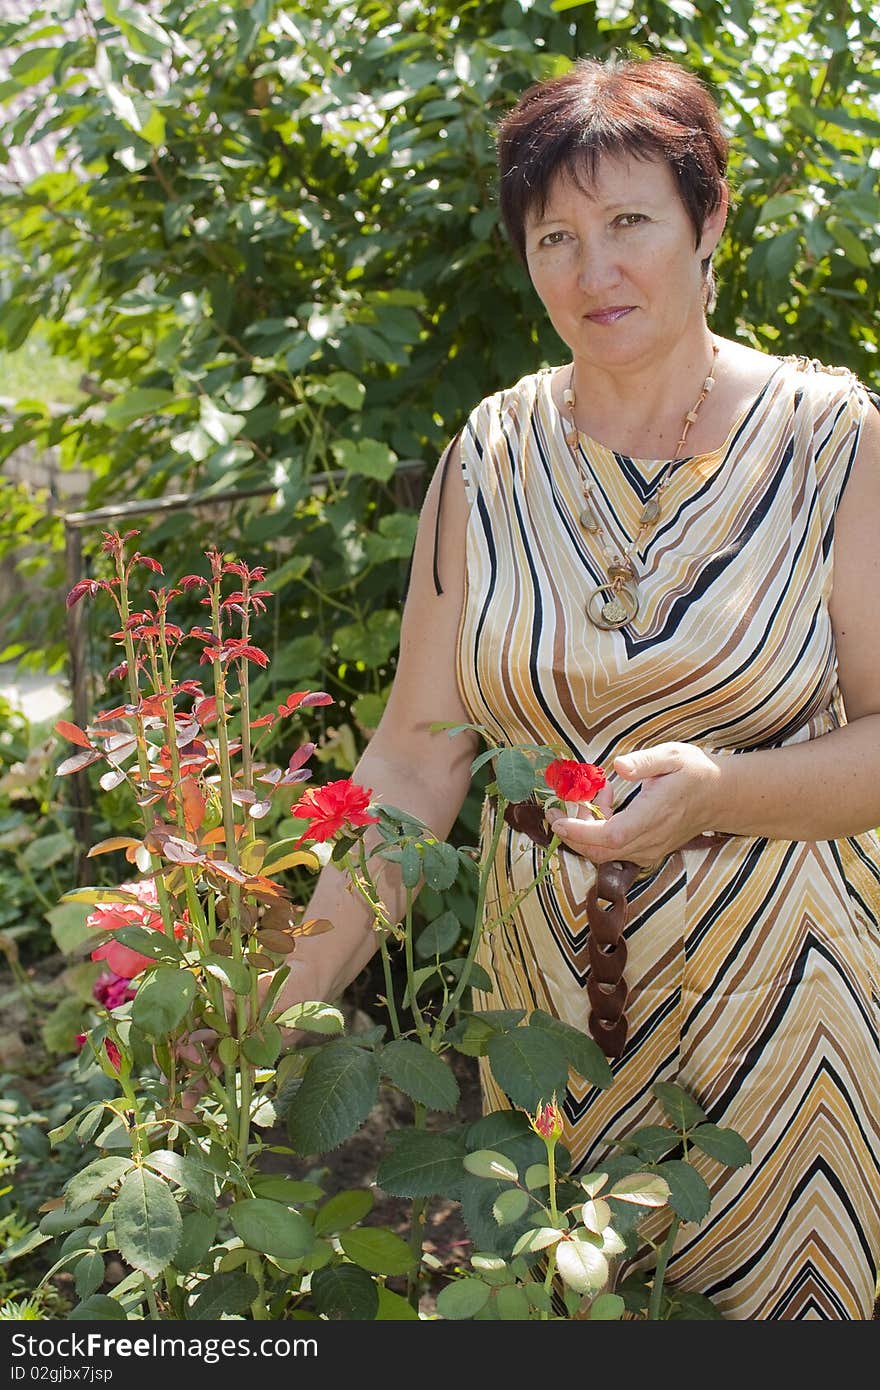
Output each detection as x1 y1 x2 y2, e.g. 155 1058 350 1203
291 779 378 845
88 879 184 979
544 759 606 803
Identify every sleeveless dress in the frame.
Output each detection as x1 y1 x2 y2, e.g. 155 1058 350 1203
451 357 880 1320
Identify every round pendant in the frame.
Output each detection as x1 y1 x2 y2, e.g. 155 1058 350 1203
579 504 599 531
587 583 639 630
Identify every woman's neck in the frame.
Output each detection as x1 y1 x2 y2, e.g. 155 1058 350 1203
568 327 719 458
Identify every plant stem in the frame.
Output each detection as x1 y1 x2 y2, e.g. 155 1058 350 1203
435 797 508 1031
547 1140 559 1226
115 559 174 934
406 1100 428 1310
541 1248 558 1322
378 935 401 1038
403 882 430 1047
647 1214 680 1321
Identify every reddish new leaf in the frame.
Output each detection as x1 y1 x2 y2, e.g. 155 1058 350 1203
57 750 102 776
54 720 93 750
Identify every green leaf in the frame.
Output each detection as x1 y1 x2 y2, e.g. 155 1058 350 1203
251 1177 324 1204
65 1157 133 1208
495 1283 531 1319
332 437 397 482
380 1039 460 1112
40 1203 99 1236
172 1211 216 1273
111 924 182 962
20 830 73 869
201 954 251 995
339 1227 417 1276
556 1237 609 1294
608 1173 670 1207
826 217 871 269
229 1199 314 1259
689 1123 751 1169
657 1160 711 1224
494 748 536 802
525 1163 550 1190
589 1292 625 1320
45 903 92 955
332 610 400 666
131 967 195 1037
617 1125 678 1161
529 1010 613 1089
376 1284 420 1319
668 1290 724 1320
436 1277 491 1319
67 1294 127 1321
114 1169 182 1278
287 1040 379 1154
400 841 421 888
187 1271 259 1320
493 1188 530 1225
377 1131 466 1198
143 1151 215 1213
274 1001 345 1034
652 1082 707 1131
74 1249 105 1301
104 388 181 428
10 48 63 84
486 1026 569 1110
511 1226 564 1256
463 1149 519 1182
313 1189 374 1236
421 840 459 892
416 912 461 959
241 1021 283 1067
323 371 366 411
310 1264 379 1320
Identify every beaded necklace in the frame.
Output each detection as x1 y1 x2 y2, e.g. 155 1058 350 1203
563 342 720 629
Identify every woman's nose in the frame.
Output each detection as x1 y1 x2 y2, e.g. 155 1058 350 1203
575 239 621 294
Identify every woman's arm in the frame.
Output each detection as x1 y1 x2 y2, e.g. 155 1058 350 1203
277 439 479 1004
547 405 880 864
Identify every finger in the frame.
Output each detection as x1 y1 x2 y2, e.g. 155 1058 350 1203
614 745 682 782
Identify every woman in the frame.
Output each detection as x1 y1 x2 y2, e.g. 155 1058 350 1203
269 57 880 1318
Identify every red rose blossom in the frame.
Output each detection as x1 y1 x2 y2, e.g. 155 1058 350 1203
88 879 185 979
291 779 378 846
544 759 606 803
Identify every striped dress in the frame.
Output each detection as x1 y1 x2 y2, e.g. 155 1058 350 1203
452 356 880 1320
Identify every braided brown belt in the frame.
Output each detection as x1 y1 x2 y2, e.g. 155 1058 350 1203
500 797 725 1060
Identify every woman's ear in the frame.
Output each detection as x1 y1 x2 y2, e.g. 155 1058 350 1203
699 182 729 259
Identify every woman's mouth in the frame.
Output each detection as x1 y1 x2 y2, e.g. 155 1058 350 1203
585 307 635 325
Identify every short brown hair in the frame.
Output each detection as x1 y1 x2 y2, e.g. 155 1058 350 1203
496 56 728 269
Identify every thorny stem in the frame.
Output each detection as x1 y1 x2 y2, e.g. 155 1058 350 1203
154 628 208 950
403 881 431 1047
115 554 174 934
378 934 401 1039
208 575 255 1168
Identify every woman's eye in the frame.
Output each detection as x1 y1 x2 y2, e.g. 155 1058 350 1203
540 230 568 247
616 213 647 228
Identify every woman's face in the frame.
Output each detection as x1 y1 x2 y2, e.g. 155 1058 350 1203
524 152 726 371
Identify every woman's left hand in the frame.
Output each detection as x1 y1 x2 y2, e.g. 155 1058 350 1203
544 742 726 867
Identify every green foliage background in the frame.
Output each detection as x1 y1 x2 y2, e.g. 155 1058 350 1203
0 0 877 749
